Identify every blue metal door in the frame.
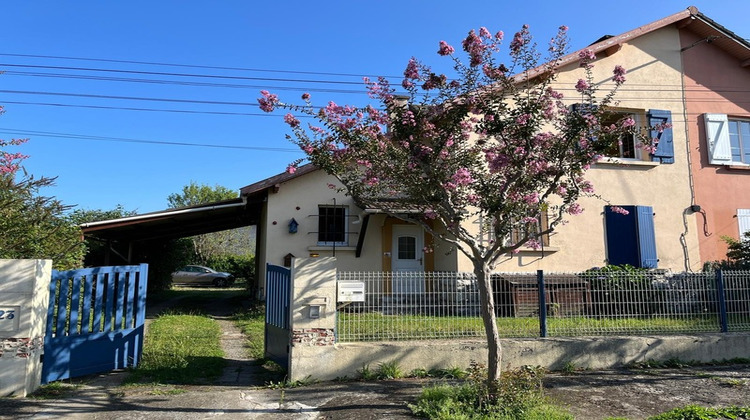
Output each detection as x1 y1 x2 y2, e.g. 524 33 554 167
265 264 291 370
42 264 148 383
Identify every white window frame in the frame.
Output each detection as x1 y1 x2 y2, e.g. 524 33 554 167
317 205 349 246
705 113 750 166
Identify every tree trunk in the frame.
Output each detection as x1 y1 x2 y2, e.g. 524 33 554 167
474 261 502 383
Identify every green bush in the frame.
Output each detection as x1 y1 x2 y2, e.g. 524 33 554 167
583 265 665 317
410 363 571 419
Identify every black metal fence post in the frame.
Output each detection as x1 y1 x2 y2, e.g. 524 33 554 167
538 269 547 337
715 269 729 333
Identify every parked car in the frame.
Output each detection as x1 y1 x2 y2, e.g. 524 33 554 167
171 265 235 287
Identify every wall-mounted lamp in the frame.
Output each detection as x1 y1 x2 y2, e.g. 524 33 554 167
690 204 702 213
288 218 299 233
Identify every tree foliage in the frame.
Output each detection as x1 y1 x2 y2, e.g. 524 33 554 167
69 205 138 267
167 181 253 264
260 25 658 382
167 181 237 208
0 134 85 269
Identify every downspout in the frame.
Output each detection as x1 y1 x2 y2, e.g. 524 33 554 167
678 35 704 272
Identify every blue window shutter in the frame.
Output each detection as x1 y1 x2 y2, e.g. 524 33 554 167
604 205 638 266
648 109 674 164
636 206 658 268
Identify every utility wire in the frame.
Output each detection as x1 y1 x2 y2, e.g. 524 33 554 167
1 70 373 95
0 52 402 79
0 127 301 152
0 63 380 86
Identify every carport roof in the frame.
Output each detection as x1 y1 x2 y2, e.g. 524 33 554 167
81 197 263 242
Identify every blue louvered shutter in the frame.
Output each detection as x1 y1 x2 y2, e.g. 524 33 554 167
636 206 658 268
649 109 674 164
604 205 639 266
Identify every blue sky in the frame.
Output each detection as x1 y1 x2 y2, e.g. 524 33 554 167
2 1 749 214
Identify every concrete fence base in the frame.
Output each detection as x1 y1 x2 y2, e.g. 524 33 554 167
289 333 750 381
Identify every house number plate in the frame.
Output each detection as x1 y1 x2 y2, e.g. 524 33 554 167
0 306 20 332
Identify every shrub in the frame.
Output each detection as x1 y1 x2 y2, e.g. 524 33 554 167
410 363 571 419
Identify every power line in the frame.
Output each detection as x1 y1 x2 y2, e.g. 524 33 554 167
0 127 301 152
0 52 402 79
0 63 378 86
2 70 373 95
0 100 282 116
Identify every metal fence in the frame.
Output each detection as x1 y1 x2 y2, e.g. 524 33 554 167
335 270 750 342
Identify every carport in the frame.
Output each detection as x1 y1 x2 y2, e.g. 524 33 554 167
80 195 267 285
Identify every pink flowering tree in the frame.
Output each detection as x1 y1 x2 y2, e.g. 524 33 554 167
0 106 86 269
260 25 654 383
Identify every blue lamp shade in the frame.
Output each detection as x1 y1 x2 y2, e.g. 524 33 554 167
288 218 299 234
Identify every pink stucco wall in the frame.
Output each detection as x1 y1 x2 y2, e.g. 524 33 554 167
680 29 750 263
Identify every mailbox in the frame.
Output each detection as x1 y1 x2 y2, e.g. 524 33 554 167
338 281 365 302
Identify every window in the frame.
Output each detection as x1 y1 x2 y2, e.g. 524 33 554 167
476 213 551 249
705 114 750 165
508 212 550 247
604 205 657 268
601 110 642 159
318 206 347 245
730 120 750 164
572 105 674 163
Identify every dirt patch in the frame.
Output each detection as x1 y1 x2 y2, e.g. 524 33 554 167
544 365 750 419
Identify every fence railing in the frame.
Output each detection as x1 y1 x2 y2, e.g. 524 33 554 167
335 270 750 342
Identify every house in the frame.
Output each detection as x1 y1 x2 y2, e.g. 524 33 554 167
249 7 733 288
676 10 750 264
82 7 746 296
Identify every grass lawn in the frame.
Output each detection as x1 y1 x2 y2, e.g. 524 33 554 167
126 313 225 384
336 312 721 341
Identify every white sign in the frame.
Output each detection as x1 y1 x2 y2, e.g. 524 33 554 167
0 306 21 332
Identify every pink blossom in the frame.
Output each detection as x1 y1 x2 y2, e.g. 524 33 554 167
283 113 300 128
578 49 596 65
621 117 636 128
567 203 583 215
327 183 337 190
424 210 438 220
286 164 297 174
404 57 420 79
509 25 529 55
479 27 492 39
437 40 455 56
525 239 541 250
610 206 630 215
523 193 539 205
575 79 590 93
302 144 314 154
451 168 475 187
462 29 485 67
559 25 569 31
612 65 627 85
257 90 279 112
301 92 311 101
516 113 530 125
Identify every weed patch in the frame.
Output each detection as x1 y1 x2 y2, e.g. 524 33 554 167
126 314 224 385
409 363 571 419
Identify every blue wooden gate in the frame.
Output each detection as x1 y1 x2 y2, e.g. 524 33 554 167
265 264 291 369
42 264 148 383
